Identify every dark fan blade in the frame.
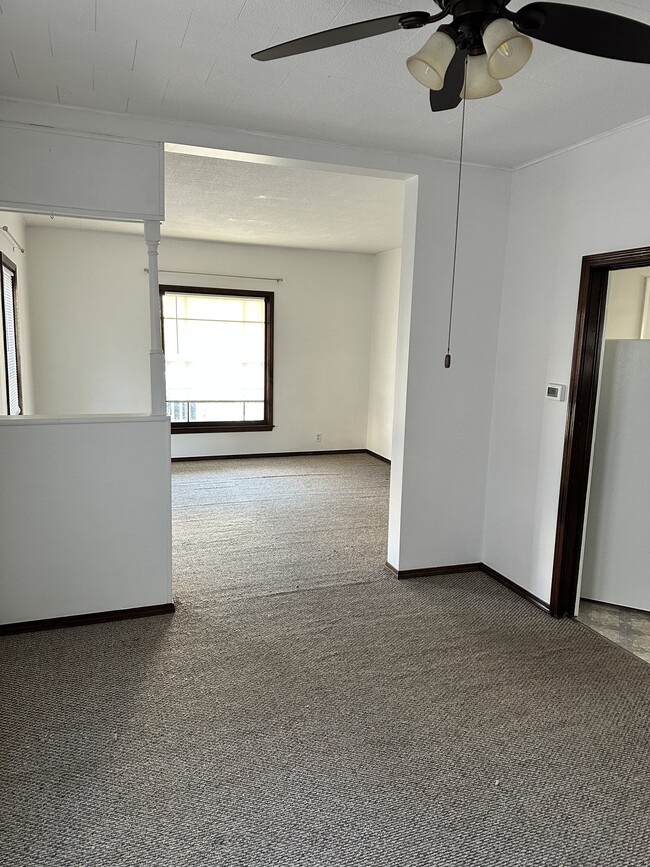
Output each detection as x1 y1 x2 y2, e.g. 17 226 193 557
429 47 467 112
252 11 432 61
514 2 650 63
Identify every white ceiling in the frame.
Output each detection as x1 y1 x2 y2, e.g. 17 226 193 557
164 149 406 252
23 148 406 253
2 1 650 168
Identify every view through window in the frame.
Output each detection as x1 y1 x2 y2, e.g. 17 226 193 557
161 286 273 433
1 253 21 416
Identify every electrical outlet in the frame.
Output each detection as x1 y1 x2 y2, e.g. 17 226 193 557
315 432 322 442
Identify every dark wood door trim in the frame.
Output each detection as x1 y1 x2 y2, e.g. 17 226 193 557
550 245 650 618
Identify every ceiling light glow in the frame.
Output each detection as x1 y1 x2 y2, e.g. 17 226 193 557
483 18 533 80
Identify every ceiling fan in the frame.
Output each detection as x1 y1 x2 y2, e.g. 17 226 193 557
253 1 650 112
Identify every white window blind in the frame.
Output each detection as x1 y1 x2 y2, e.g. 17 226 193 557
2 264 20 416
162 291 267 424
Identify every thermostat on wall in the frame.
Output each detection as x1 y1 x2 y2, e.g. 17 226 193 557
546 383 567 402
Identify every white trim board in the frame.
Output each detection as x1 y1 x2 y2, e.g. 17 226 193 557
0 121 164 221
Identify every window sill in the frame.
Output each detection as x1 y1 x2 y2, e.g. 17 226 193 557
170 422 274 434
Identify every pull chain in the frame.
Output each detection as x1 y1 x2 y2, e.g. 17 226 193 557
445 54 468 370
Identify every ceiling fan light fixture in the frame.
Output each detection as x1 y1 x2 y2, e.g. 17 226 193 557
483 18 533 80
461 53 503 99
406 29 457 91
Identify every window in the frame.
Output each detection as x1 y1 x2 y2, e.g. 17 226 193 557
161 286 273 433
1 253 21 416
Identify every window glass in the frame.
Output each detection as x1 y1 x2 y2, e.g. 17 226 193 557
162 288 272 431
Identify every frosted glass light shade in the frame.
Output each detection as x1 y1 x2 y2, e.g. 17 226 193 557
461 53 502 99
406 30 457 90
483 18 533 80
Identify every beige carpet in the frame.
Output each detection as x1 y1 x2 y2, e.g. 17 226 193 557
171 453 390 603
1 454 649 866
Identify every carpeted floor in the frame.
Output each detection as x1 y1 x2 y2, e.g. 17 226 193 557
171 453 390 602
1 454 649 866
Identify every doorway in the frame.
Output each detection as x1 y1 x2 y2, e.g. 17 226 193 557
551 247 650 660
161 143 408 465
160 143 411 600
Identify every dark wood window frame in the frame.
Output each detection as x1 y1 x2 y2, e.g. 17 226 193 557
550 245 650 618
1 251 23 416
160 284 274 434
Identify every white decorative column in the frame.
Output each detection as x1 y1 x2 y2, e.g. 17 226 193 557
144 220 166 415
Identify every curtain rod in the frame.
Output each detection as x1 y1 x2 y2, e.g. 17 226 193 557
2 226 25 254
144 267 282 283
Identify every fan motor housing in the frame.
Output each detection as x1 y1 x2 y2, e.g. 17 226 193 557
436 0 508 49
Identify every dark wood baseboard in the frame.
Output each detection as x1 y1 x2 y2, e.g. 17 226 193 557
387 561 551 613
480 564 550 613
386 561 484 579
172 448 389 463
0 603 176 636
365 449 391 465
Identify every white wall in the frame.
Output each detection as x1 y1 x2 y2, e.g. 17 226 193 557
483 118 650 604
366 248 401 461
0 212 34 414
0 416 172 625
159 237 375 458
390 165 511 570
0 119 173 628
581 341 650 610
606 266 650 339
26 226 152 415
25 227 376 453
0 98 513 576
0 122 164 220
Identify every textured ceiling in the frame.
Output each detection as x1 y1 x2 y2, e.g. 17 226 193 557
1 1 650 167
23 149 406 253
163 150 406 252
